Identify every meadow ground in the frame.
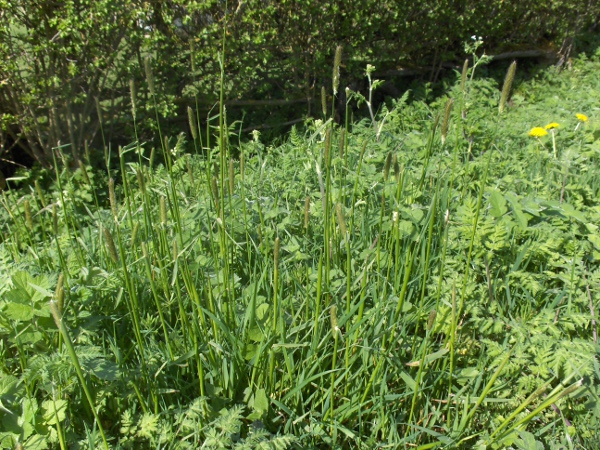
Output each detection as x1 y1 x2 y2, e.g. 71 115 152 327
1 50 600 449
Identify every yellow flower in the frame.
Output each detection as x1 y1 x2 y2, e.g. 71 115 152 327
528 127 548 137
576 113 588 122
544 122 560 130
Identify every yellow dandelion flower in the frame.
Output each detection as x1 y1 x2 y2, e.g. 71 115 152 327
576 113 588 122
545 122 560 130
528 127 548 137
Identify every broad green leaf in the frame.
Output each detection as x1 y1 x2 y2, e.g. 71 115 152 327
253 388 269 415
2 302 34 321
489 189 507 218
12 330 43 345
87 358 120 381
515 430 541 450
588 233 600 250
255 303 270 321
41 399 67 425
505 193 528 230
560 202 586 223
0 431 19 449
0 374 21 399
247 326 264 343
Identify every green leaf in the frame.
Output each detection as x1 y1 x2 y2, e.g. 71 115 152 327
253 388 269 415
560 202 586 223
24 434 47 450
2 302 34 321
255 303 270 321
0 374 21 400
424 348 449 365
87 358 120 381
41 399 67 425
515 430 541 450
489 189 507 218
505 193 528 230
12 330 43 345
399 371 416 391
589 232 600 251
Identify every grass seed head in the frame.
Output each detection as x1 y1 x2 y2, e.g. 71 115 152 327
461 58 469 93
211 176 220 211
384 152 392 181
330 304 339 336
160 196 167 226
335 203 347 236
187 157 195 188
23 199 32 230
229 158 235 195
324 128 332 165
303 196 311 230
129 79 137 119
274 236 280 268
427 310 437 331
499 60 517 114
55 273 64 314
136 168 146 192
103 226 119 264
338 128 345 159
144 56 155 96
441 98 454 144
333 45 343 96
78 160 91 185
35 180 46 207
108 178 117 219
187 106 197 141
52 204 58 233
131 221 140 246
49 300 62 329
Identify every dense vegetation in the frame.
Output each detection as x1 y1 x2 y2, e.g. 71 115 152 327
1 0 599 172
1 26 600 447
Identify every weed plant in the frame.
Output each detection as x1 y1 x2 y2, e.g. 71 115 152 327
1 48 600 449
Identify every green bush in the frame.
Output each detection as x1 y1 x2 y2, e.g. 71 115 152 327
1 0 599 167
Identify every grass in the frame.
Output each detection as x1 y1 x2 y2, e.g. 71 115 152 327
1 48 600 449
